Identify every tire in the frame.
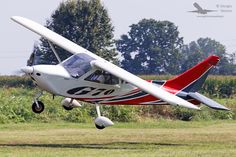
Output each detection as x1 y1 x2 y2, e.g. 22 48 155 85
95 124 105 130
32 101 44 113
63 105 73 111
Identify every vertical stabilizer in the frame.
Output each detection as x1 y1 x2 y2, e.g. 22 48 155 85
163 55 220 94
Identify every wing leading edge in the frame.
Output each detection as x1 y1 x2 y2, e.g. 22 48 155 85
12 16 200 110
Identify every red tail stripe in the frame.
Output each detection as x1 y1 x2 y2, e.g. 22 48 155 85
103 94 159 105
162 55 219 94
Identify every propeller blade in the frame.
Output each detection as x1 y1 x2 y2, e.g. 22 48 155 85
21 66 33 74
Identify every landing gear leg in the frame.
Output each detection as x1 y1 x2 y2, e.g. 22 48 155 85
95 104 104 129
96 104 101 117
32 91 44 114
94 104 114 129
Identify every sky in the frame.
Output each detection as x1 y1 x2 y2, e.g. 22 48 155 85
1 0 236 75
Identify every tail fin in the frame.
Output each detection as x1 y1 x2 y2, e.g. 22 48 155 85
163 55 220 94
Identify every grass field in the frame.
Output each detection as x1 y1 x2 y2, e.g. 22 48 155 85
0 120 235 157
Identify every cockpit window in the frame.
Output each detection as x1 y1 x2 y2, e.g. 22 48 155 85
85 70 119 85
62 53 94 78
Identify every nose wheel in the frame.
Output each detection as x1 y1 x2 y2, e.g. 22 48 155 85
32 101 45 113
32 91 44 114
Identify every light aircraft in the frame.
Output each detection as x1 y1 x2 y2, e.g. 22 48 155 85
189 2 217 15
11 16 229 129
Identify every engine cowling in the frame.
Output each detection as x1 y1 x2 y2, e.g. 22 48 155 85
61 98 81 108
94 116 114 129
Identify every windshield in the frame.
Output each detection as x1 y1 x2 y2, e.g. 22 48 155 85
62 53 94 78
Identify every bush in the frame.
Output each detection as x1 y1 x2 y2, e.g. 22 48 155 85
0 76 34 88
173 106 235 121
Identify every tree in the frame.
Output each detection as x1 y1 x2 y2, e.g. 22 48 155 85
28 0 117 65
181 38 236 75
116 19 183 75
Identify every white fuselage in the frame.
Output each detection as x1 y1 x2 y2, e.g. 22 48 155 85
31 64 136 100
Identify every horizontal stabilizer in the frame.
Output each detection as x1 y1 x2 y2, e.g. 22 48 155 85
188 92 230 111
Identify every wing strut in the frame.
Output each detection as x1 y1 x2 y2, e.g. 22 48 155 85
48 41 62 63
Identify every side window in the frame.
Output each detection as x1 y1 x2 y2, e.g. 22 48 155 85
85 70 119 85
121 80 129 84
62 53 94 78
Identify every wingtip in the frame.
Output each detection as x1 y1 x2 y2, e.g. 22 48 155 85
191 105 201 111
177 102 201 110
196 107 201 111
11 16 20 23
11 16 19 21
11 16 25 23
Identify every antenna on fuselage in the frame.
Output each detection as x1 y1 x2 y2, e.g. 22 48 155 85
48 41 62 63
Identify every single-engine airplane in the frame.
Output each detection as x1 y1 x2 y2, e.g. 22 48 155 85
188 2 217 15
11 16 229 129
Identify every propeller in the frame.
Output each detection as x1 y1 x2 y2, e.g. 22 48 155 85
21 66 33 74
13 66 33 76
14 49 36 75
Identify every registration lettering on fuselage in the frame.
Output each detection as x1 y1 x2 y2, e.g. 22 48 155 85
67 86 115 96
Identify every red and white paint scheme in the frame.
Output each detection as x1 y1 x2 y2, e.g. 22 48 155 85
12 16 229 129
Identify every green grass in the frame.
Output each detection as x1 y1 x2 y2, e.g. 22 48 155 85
0 120 235 157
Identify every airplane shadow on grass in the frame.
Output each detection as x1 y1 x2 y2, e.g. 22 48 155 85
0 142 189 150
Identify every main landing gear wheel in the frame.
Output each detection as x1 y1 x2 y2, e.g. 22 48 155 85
32 101 44 113
94 104 114 130
63 105 73 111
95 124 105 130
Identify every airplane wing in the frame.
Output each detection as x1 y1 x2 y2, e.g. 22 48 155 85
11 16 200 110
92 60 200 110
188 10 199 13
204 10 217 12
